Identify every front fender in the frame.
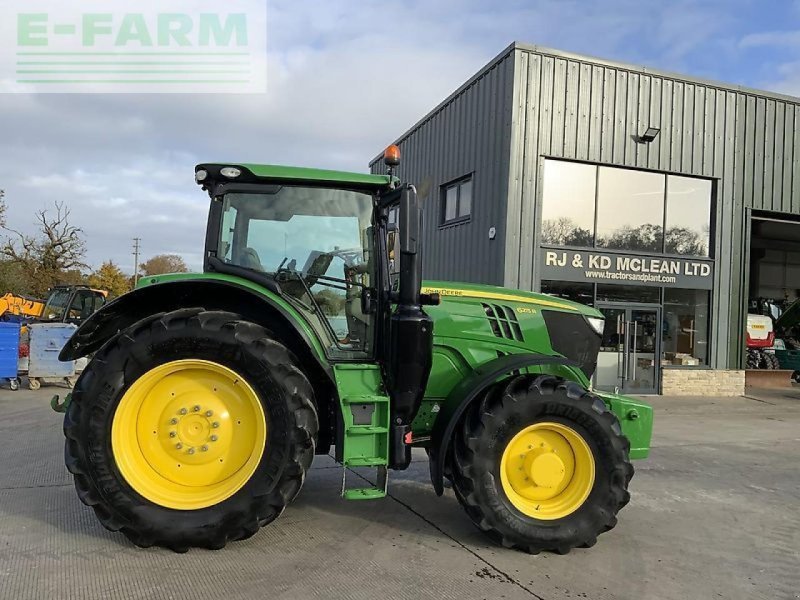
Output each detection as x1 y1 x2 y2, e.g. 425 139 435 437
58 279 329 377
593 390 653 460
428 353 581 496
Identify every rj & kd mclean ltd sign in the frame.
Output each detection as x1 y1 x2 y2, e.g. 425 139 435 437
540 247 714 290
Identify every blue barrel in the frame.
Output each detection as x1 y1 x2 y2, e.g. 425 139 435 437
0 322 20 379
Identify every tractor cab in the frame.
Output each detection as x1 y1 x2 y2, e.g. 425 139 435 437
40 285 107 325
196 155 434 471
203 176 378 357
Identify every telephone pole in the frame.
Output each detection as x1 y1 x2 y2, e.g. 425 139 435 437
132 238 141 286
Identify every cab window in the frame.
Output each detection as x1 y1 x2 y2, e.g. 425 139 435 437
218 187 374 358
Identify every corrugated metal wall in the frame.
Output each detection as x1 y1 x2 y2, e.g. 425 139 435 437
369 49 516 286
507 45 800 369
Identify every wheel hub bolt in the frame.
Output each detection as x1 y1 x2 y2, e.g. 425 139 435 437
212 422 219 429
192 405 200 412
205 410 213 417
179 408 188 415
201 445 208 452
187 448 195 455
210 435 218 442
170 418 178 425
175 443 183 449
169 432 177 438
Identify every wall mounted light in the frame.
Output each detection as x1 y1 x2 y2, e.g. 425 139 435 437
638 126 661 144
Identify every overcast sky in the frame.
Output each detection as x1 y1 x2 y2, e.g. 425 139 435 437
1 0 799 272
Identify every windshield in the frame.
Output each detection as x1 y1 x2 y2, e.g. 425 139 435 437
42 288 71 321
66 290 106 322
218 187 375 357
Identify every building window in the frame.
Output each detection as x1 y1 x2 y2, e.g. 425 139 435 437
663 288 710 366
441 176 472 225
540 280 594 306
596 283 660 304
539 159 713 258
596 167 665 253
665 176 712 257
540 161 596 247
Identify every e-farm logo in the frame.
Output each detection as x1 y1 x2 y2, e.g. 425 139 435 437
1 1 267 93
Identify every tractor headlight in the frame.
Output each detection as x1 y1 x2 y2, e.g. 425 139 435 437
195 169 208 183
585 316 605 336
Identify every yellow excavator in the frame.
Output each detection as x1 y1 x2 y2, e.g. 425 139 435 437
0 293 45 322
1 286 108 324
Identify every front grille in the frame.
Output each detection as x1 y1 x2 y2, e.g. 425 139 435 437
541 310 601 378
482 303 524 342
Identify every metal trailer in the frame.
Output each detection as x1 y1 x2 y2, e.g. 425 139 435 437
27 323 77 390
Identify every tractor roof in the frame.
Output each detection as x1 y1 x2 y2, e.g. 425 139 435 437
196 163 394 190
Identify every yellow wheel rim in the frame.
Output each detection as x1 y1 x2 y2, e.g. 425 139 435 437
111 359 266 511
499 421 595 520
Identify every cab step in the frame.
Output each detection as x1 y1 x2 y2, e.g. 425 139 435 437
333 365 391 501
341 465 388 500
346 426 389 436
346 456 386 467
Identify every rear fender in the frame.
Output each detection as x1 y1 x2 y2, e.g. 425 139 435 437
428 353 582 496
58 279 330 378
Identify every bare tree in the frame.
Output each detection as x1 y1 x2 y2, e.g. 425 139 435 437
1 201 87 297
541 217 593 247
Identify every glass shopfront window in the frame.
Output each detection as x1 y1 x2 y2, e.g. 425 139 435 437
540 280 594 306
596 283 660 304
540 160 713 258
539 160 716 387
596 168 665 253
665 176 712 257
662 288 710 366
540 161 596 247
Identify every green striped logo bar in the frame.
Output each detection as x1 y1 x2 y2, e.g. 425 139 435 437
3 1 267 93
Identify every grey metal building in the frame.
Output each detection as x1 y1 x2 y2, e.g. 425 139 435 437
371 42 800 395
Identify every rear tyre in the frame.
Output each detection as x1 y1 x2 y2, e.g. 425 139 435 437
63 308 318 551
451 375 632 554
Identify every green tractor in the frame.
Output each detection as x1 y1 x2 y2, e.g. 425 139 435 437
57 148 652 553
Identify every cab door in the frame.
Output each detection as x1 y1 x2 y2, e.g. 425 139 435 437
65 290 106 325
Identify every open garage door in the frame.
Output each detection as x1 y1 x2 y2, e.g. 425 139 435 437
750 215 800 307
748 214 800 383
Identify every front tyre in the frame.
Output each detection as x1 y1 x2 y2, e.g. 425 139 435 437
63 309 318 551
451 375 632 554
765 353 781 370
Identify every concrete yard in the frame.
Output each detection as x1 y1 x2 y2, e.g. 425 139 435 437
0 386 798 600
